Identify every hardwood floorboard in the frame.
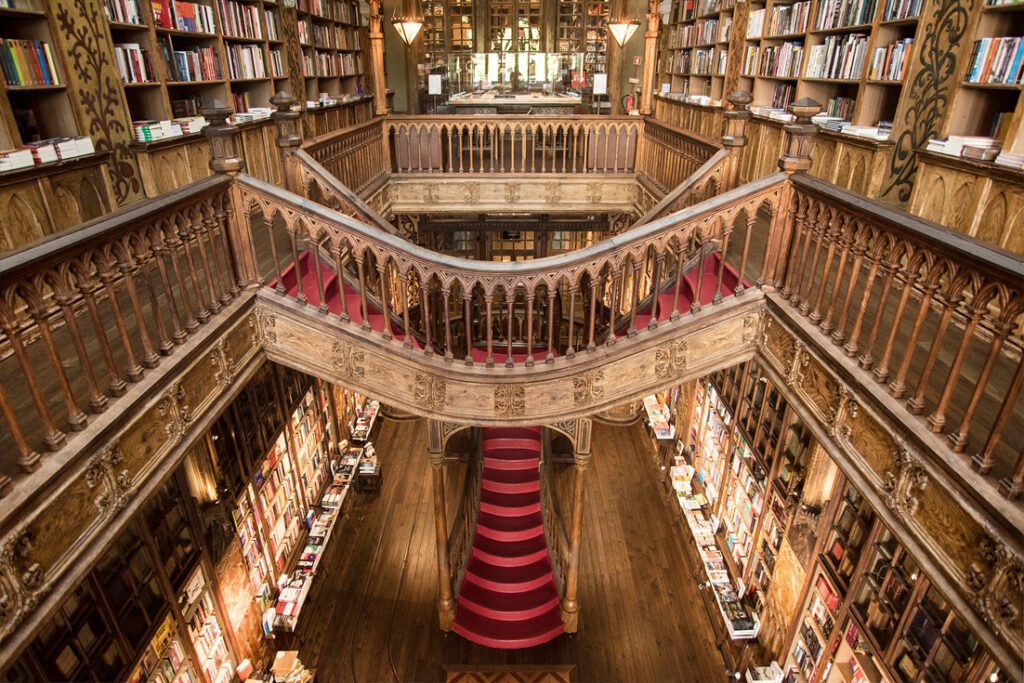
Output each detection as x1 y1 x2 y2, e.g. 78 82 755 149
295 418 730 682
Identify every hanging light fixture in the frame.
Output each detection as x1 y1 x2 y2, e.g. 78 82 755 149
391 0 424 46
607 16 641 46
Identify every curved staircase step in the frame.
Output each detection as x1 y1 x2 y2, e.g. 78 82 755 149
480 490 541 517
471 535 550 567
475 511 544 542
483 451 541 471
483 438 542 453
452 604 564 649
481 468 539 494
457 582 560 622
464 556 554 593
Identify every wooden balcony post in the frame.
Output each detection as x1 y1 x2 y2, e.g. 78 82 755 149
778 98 820 174
271 91 303 195
202 104 262 288
428 421 456 631
561 423 592 633
720 91 752 192
639 0 661 116
368 0 389 117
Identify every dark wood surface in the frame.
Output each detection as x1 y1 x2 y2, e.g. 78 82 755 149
292 418 728 682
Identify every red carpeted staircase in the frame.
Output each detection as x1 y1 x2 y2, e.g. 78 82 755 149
452 426 565 649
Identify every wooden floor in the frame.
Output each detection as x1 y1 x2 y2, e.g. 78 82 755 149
292 419 728 682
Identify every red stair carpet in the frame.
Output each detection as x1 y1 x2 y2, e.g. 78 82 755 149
453 426 565 649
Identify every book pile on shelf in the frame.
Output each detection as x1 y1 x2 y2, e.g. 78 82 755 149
182 570 234 683
167 45 221 81
1 136 95 171
643 395 676 440
0 38 60 86
825 95 855 120
747 8 765 38
805 33 868 80
114 43 156 83
759 42 803 78
133 116 207 142
350 399 379 442
125 614 192 683
152 0 217 32
743 46 759 75
830 123 891 140
815 0 877 31
233 106 271 123
882 0 921 20
217 0 262 38
671 463 695 495
965 36 1024 85
677 489 760 639
994 151 1024 170
694 48 715 75
225 43 266 79
766 0 809 36
926 135 1002 160
265 9 279 40
105 0 144 24
868 37 912 81
751 102 795 122
812 114 849 132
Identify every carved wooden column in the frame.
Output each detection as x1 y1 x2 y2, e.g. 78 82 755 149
607 0 624 115
428 419 456 630
202 105 261 289
561 419 592 632
639 0 660 116
765 98 821 290
720 91 752 192
271 91 303 196
368 0 390 116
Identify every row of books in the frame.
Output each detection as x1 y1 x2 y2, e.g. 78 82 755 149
824 95 856 120
672 18 720 47
297 0 358 23
759 42 804 78
0 38 60 86
814 0 877 31
114 42 156 84
719 17 732 42
313 51 361 77
151 0 217 33
104 0 144 24
0 136 95 172
882 0 921 20
168 45 221 81
868 37 912 81
270 47 284 77
133 116 207 142
265 8 279 40
693 48 716 75
926 137 1023 170
298 18 311 45
216 0 262 39
767 0 810 37
965 36 1024 85
747 9 765 39
805 33 868 80
225 43 266 79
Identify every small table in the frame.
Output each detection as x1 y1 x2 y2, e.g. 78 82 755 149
355 462 382 494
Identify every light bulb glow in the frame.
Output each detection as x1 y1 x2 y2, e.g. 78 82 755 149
607 17 641 46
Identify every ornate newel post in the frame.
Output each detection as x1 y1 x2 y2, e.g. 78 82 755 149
720 91 752 192
639 0 661 116
368 0 389 117
428 420 456 631
764 97 821 290
271 91 303 195
561 420 593 633
202 104 261 288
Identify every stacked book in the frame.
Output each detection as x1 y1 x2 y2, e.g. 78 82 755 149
839 124 891 140
0 38 60 86
815 0 877 30
104 0 144 23
812 114 849 132
994 151 1024 170
133 116 207 142
233 107 271 124
868 37 912 81
114 42 155 83
1 137 96 170
926 136 1001 159
805 33 869 80
0 148 34 173
965 36 1024 85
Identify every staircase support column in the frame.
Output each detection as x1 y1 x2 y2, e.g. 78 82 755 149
561 437 592 632
428 422 456 631
368 0 389 116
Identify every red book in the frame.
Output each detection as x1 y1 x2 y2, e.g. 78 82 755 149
151 0 173 27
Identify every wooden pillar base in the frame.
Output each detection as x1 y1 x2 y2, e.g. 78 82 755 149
561 599 580 633
438 599 455 631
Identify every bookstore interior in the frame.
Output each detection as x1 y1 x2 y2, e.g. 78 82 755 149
0 0 1021 680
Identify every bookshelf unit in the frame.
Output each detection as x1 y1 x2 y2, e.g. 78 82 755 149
0 0 78 149
297 0 365 104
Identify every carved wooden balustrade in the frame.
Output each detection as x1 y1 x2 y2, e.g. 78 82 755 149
769 174 1024 498
634 148 730 225
0 176 239 494
636 118 722 195
300 117 389 198
237 171 783 367
539 433 569 595
386 116 642 175
447 436 483 596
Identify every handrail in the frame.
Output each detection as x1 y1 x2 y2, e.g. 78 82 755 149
637 117 723 194
539 433 570 596
634 148 730 226
448 431 482 596
297 116 389 198
292 148 396 234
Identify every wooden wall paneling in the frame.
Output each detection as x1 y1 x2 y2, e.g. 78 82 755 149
0 184 50 251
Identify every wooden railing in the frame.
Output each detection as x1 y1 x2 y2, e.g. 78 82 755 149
539 433 569 596
0 176 239 492
300 117 389 196
635 148 730 225
637 118 722 194
772 174 1024 496
293 149 395 234
448 432 482 596
385 116 641 175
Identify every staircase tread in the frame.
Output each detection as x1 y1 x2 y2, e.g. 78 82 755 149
476 511 544 534
482 468 540 485
480 490 540 509
452 605 564 649
458 582 560 617
471 534 549 560
483 438 542 453
465 556 552 584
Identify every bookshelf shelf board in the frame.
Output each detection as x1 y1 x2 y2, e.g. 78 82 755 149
698 10 720 19
763 32 806 40
223 35 266 43
878 16 919 25
758 74 799 81
166 79 227 85
866 78 903 85
107 19 149 29
693 41 717 47
5 83 67 91
231 77 271 82
746 35 763 41
717 39 730 44
155 27 218 38
0 6 45 16
803 77 861 83
810 22 873 35
122 81 163 87
267 39 284 44
959 80 1024 89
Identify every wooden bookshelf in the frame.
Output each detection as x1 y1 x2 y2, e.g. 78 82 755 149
297 0 366 104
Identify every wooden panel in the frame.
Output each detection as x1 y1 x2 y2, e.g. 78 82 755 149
387 177 642 214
